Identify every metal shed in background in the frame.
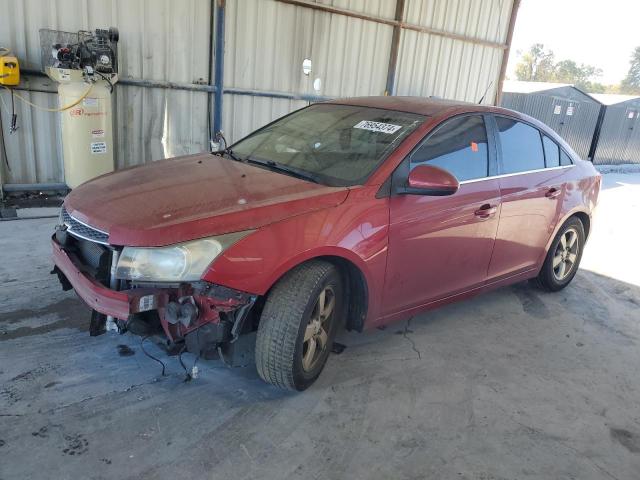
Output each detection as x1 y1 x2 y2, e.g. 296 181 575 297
589 94 640 165
500 80 603 160
0 0 520 193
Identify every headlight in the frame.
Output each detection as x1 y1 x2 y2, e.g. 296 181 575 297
115 230 253 282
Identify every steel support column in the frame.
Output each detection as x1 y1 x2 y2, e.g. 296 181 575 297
385 0 405 96
213 0 226 135
495 0 521 105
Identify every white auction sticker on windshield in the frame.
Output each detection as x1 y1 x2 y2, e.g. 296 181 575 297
353 120 402 134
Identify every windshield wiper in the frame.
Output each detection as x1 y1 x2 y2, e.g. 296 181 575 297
244 157 319 184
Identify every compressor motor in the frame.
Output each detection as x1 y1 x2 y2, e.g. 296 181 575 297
50 28 119 75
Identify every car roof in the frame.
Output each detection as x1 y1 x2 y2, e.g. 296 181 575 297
326 96 488 117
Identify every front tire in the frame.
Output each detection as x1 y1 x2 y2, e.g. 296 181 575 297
533 217 585 292
255 260 343 391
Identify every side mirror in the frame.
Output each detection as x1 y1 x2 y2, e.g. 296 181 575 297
399 164 459 196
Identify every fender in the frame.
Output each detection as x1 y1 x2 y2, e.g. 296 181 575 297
254 245 375 294
202 187 390 325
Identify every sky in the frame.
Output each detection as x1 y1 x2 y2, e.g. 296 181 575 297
506 0 640 85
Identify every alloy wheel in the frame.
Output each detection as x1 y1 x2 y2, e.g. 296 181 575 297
552 227 580 281
302 286 335 372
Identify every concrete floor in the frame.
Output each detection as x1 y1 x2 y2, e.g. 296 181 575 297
1 173 639 480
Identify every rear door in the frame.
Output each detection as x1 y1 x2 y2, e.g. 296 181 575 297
487 116 568 279
383 114 501 315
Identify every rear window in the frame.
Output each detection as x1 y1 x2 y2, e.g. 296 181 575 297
496 117 545 174
543 135 560 168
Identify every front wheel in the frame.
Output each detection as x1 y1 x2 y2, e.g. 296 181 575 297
533 217 585 292
255 260 343 391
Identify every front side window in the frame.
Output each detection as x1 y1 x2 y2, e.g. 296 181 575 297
230 104 425 186
410 115 489 182
543 135 560 167
496 117 545 174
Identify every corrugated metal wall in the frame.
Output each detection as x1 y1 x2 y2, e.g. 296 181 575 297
395 0 510 103
0 0 211 185
593 99 640 165
1 0 515 187
501 87 602 160
223 0 396 141
224 0 514 141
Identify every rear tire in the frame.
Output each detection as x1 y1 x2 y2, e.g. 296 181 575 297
533 217 585 292
255 260 343 391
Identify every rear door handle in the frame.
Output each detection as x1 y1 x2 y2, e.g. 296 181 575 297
474 204 497 219
545 187 561 199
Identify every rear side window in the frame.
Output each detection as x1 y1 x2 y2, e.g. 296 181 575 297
496 117 545 174
410 115 488 182
560 149 573 166
543 135 560 167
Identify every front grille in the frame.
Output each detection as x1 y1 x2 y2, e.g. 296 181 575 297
77 237 109 270
61 206 109 245
75 236 112 284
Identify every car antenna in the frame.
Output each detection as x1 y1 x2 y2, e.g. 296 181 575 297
477 80 494 105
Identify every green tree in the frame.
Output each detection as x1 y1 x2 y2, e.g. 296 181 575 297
621 46 640 94
553 60 603 90
514 43 556 81
513 44 605 93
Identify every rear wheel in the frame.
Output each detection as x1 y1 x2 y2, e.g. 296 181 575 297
533 217 585 292
255 260 343 391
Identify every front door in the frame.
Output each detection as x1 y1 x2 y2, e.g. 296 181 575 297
383 114 501 316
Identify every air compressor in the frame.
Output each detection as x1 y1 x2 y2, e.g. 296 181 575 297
40 28 119 188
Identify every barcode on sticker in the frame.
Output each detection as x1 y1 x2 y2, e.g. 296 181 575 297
139 295 155 312
354 120 402 134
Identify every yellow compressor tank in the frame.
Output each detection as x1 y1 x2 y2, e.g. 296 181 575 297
47 68 116 188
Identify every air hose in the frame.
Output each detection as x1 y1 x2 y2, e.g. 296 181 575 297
1 82 94 112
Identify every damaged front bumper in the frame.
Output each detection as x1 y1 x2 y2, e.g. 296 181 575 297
51 236 258 363
52 237 166 319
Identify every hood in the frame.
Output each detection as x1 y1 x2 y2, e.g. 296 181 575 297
64 153 349 247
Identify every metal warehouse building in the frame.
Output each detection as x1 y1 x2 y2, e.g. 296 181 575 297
500 80 603 161
589 93 640 165
0 0 520 193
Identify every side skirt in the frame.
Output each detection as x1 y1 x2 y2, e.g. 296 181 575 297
371 267 538 328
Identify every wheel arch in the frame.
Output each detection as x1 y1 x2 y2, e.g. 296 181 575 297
545 208 592 255
263 251 371 332
572 211 591 239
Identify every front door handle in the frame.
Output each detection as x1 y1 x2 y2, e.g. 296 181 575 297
545 187 562 199
474 204 497 219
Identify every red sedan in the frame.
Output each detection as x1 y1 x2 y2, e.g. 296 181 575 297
52 97 601 390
